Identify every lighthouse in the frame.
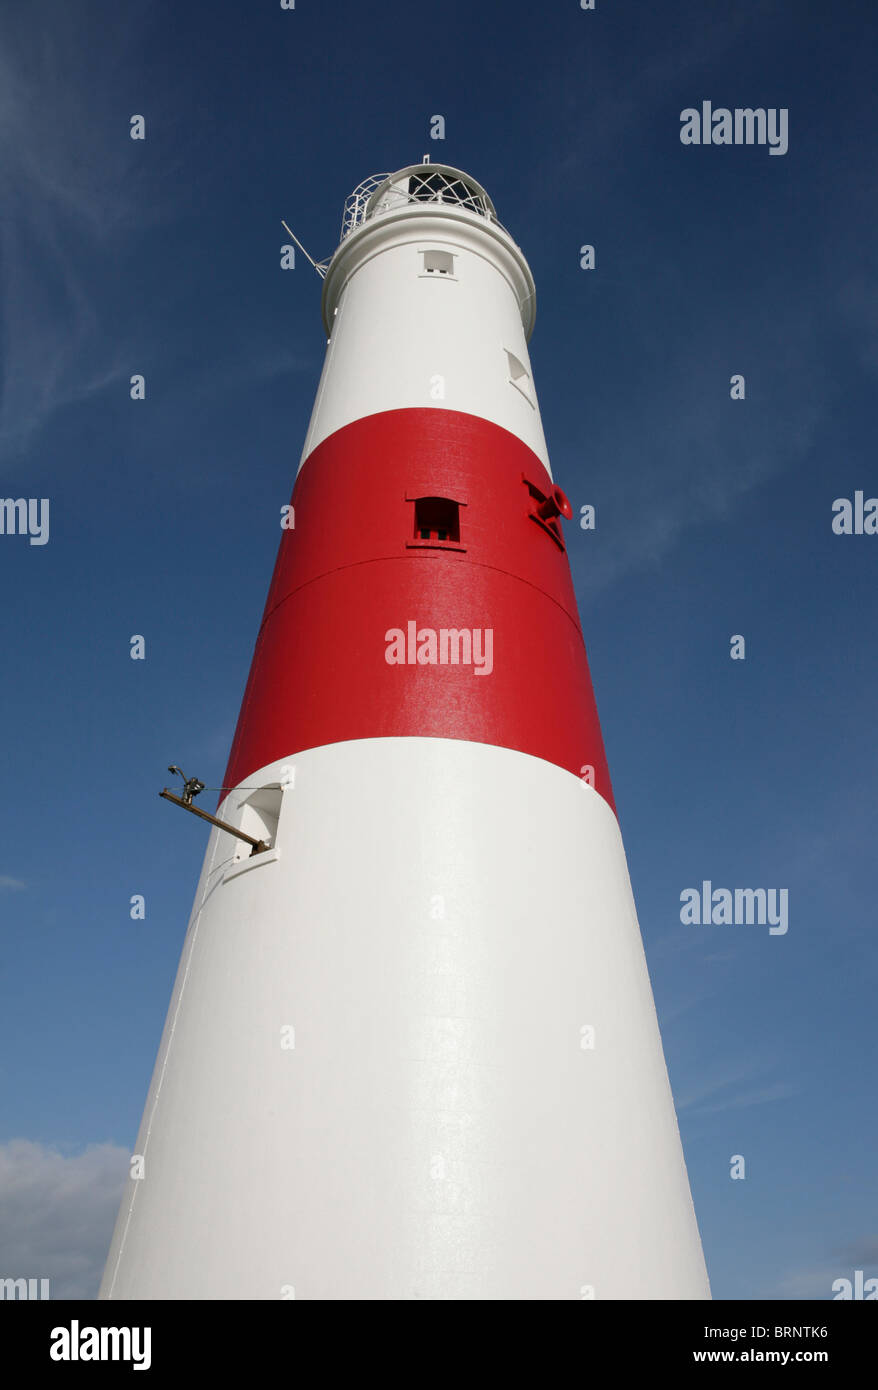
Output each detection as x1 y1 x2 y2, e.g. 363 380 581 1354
101 162 710 1300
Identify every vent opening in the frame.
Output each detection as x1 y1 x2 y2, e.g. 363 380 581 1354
413 497 460 545
422 249 455 276
232 785 283 863
505 350 535 407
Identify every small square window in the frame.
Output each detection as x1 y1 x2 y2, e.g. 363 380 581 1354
422 250 455 276
413 497 460 545
230 785 283 865
505 349 535 407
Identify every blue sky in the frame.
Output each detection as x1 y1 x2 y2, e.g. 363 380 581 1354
1 0 876 1299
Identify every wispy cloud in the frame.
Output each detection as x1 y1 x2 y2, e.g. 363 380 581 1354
0 1138 128 1298
692 1080 798 1116
833 1235 878 1268
0 876 26 891
769 1263 843 1300
537 3 756 170
529 4 873 595
767 1236 878 1300
677 1059 798 1116
570 302 831 596
0 4 316 467
0 5 188 460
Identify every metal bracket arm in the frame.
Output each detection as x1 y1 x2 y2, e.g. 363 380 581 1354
159 790 269 856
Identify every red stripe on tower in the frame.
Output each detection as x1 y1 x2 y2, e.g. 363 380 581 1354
223 407 614 809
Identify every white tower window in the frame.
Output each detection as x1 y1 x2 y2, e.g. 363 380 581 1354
225 784 284 875
420 249 456 277
505 350 535 408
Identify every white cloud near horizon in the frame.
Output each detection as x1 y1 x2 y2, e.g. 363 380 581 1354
0 1138 128 1299
768 1235 878 1300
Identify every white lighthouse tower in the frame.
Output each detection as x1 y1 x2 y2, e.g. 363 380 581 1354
101 162 710 1300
